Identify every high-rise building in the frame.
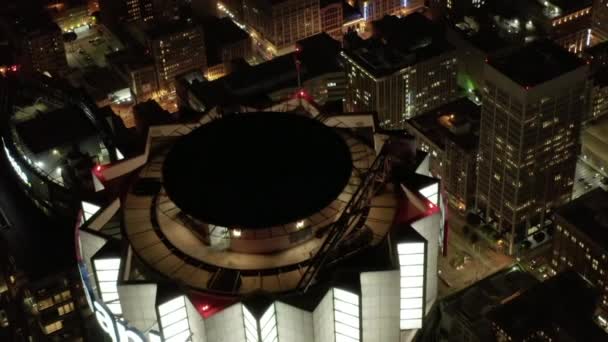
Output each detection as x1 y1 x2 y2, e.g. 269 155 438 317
243 0 321 55
552 189 608 314
320 0 343 42
342 14 459 129
0 12 68 77
476 40 588 254
592 0 608 41
98 0 154 28
145 21 206 92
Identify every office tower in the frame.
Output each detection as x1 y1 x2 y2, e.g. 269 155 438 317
552 189 608 312
243 0 321 54
0 12 68 77
592 0 608 42
145 21 206 92
342 14 458 129
99 0 154 27
477 40 588 254
320 0 343 42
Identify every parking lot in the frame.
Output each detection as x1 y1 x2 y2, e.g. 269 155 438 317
65 25 124 69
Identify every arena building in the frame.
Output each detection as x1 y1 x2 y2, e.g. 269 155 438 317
67 95 444 342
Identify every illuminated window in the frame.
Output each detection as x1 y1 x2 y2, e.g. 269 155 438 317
38 298 54 311
58 302 75 316
44 321 63 334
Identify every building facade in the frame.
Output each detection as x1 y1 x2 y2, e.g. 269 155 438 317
477 40 588 254
243 0 321 53
359 0 424 22
146 22 206 92
320 0 343 42
552 189 608 315
0 13 69 77
592 0 608 41
343 15 459 129
406 98 480 213
99 0 154 28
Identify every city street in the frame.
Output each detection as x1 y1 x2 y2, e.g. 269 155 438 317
65 25 124 69
573 157 607 199
438 212 513 297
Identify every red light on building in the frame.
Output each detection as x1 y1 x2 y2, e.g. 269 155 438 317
201 304 210 311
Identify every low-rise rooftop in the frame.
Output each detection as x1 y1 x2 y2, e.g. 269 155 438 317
183 33 341 110
407 98 480 151
555 188 608 249
488 271 605 341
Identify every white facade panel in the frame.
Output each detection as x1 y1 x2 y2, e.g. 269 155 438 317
185 296 207 342
411 213 440 313
275 302 313 342
158 296 192 342
205 303 247 342
360 271 400 342
333 288 360 342
117 283 158 333
313 290 335 342
93 257 122 315
398 242 425 330
78 230 108 304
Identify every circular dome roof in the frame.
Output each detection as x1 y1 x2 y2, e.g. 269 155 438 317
162 112 353 229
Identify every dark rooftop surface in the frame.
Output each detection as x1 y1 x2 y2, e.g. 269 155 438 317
441 267 538 341
145 20 198 40
555 188 608 248
16 106 99 154
162 112 353 229
488 39 585 87
594 67 608 87
343 14 454 78
407 98 480 151
202 17 249 66
488 271 606 341
184 33 341 109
